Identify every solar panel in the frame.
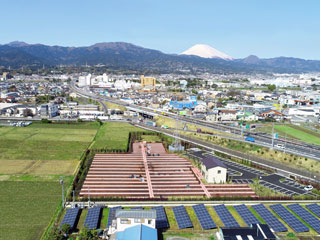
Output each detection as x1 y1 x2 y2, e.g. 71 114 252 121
107 206 122 228
234 204 260 226
131 207 144 210
152 206 169 229
252 204 287 232
270 204 308 233
60 208 80 230
306 204 320 218
84 207 102 230
287 204 320 234
172 205 193 229
213 205 239 227
192 204 216 230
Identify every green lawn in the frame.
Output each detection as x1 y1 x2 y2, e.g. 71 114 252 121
0 181 63 240
92 122 145 151
274 125 320 145
140 134 162 142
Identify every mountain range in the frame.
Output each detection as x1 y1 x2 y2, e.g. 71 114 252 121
1 41 320 74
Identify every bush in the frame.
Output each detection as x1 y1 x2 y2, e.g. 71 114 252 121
60 223 71 234
41 118 52 124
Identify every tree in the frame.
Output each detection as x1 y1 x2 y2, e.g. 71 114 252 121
41 118 52 124
60 223 71 235
79 226 99 240
267 84 276 92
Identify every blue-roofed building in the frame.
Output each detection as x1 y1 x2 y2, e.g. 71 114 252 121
169 100 197 110
116 224 157 240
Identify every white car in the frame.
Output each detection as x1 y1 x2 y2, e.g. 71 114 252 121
304 185 313 191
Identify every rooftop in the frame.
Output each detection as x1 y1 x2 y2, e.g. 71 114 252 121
201 155 226 169
115 209 157 219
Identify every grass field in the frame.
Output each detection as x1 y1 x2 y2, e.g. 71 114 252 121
103 101 127 111
0 122 99 175
274 125 320 145
92 122 145 151
0 181 63 240
140 134 162 142
257 123 320 146
0 122 100 240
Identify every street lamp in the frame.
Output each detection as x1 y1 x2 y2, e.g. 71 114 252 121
60 178 64 208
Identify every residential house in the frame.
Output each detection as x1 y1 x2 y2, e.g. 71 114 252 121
260 110 284 120
200 156 227 183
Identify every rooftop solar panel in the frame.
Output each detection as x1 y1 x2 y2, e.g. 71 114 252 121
192 204 216 230
107 206 122 228
131 207 144 210
60 207 80 231
252 204 287 232
84 207 102 230
306 204 320 218
172 205 193 229
234 204 260 226
213 205 239 227
287 204 320 234
270 204 308 233
152 206 169 229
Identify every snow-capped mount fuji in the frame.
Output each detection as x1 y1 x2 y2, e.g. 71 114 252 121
181 44 233 60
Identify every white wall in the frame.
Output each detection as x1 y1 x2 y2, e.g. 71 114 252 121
116 217 155 232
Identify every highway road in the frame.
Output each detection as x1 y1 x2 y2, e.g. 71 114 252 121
70 81 320 161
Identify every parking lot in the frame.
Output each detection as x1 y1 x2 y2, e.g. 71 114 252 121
187 149 314 197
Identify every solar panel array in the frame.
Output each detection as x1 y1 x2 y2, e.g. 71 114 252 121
192 204 216 230
270 204 308 233
84 207 102 230
152 206 169 229
172 205 193 229
287 204 320 234
107 206 122 228
234 204 260 226
60 208 80 230
306 204 320 218
252 204 287 232
213 205 239 227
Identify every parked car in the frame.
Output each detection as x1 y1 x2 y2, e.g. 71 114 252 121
304 185 313 191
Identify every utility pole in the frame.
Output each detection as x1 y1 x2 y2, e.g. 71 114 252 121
60 178 64 208
271 122 274 149
88 187 91 207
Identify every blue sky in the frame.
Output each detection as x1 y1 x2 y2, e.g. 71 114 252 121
1 0 320 59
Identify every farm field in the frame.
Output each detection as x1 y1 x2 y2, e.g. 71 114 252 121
0 181 63 240
0 122 99 175
0 122 100 240
91 122 146 151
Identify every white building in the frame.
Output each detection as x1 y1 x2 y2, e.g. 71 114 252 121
200 156 227 183
108 209 157 236
288 107 319 117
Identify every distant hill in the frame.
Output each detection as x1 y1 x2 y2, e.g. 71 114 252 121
0 41 320 73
